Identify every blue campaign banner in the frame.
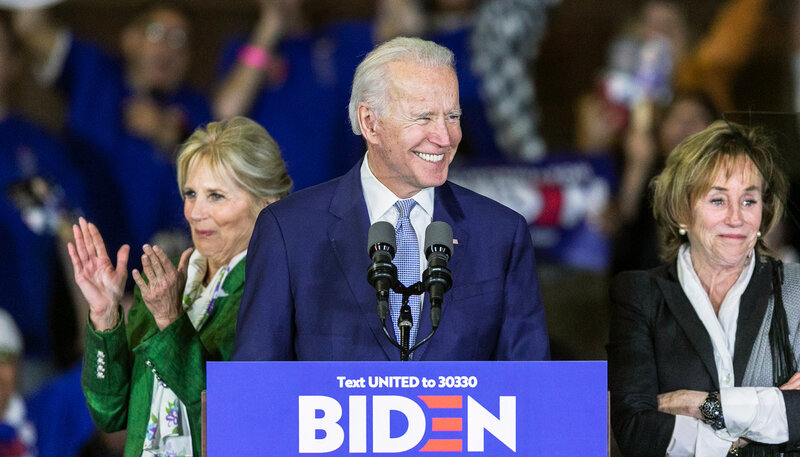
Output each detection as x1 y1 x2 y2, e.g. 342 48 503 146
206 361 607 456
449 155 617 271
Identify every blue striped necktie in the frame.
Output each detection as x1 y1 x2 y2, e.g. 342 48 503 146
391 199 421 346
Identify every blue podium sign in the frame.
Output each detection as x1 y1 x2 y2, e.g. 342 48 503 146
206 361 606 455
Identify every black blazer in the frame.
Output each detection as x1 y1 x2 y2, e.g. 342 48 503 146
608 259 800 456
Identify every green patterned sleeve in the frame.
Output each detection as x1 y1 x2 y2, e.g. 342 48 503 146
80 307 131 432
134 312 208 412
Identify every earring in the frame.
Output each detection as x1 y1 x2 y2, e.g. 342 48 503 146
678 227 687 236
757 231 762 238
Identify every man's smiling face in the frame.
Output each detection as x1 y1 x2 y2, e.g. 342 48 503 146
366 60 461 199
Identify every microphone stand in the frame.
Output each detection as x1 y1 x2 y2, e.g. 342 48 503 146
379 281 438 361
397 298 413 361
370 220 453 361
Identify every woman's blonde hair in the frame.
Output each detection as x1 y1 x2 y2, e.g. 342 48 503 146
651 120 788 262
177 117 292 212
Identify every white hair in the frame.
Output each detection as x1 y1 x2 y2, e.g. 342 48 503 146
348 36 455 135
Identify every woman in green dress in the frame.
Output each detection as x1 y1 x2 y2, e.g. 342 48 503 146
67 116 292 457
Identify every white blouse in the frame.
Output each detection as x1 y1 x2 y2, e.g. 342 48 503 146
666 244 788 456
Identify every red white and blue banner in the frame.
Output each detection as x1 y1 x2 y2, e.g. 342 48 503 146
450 155 616 271
206 361 607 455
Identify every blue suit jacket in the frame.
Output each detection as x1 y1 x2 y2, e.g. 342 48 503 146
232 161 550 361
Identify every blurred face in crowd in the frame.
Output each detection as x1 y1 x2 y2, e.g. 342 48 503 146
659 97 714 155
122 7 190 93
687 156 763 272
0 360 17 414
364 60 462 199
183 159 259 272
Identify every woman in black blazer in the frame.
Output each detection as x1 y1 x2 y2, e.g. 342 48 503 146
608 120 800 457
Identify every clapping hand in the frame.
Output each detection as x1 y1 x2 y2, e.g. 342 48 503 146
67 217 129 331
132 244 193 331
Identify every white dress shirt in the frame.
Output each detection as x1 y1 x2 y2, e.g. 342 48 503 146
666 244 788 456
360 153 434 275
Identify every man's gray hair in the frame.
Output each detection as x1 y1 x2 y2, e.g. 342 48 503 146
348 36 455 135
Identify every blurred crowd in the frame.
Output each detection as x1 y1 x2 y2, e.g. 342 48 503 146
2 0 800 455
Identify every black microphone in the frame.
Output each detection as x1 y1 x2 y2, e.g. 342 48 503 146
367 221 397 321
423 221 453 328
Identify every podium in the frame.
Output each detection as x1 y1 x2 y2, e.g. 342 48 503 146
206 361 606 456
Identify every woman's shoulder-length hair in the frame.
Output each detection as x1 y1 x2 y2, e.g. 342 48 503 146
650 119 788 262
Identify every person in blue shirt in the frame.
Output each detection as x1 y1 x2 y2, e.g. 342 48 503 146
25 363 96 457
214 0 424 191
12 3 211 260
0 16 89 363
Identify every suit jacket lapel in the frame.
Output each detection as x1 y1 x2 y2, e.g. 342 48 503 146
733 259 772 386
329 161 398 360
414 182 468 360
657 264 720 388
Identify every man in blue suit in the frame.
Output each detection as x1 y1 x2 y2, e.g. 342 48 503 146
232 37 549 361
